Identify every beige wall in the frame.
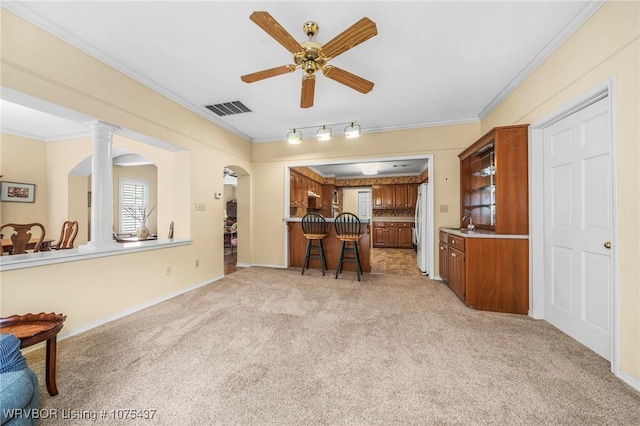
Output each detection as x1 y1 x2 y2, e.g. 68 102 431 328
481 0 640 379
1 1 638 384
1 10 252 335
0 134 50 229
251 123 479 269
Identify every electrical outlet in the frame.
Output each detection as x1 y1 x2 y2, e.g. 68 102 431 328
439 204 449 213
195 259 199 268
194 203 206 211
165 266 171 275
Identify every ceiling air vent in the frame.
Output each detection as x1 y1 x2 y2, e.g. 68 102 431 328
205 101 252 117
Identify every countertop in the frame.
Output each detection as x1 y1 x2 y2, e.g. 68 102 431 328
440 227 529 239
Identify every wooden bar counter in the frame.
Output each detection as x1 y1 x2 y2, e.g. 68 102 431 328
286 218 371 273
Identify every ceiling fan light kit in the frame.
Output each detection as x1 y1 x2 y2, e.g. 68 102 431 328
241 11 377 108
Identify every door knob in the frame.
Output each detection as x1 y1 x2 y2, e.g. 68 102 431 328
604 242 611 249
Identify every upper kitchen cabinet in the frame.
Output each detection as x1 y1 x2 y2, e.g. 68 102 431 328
372 184 419 209
459 125 529 234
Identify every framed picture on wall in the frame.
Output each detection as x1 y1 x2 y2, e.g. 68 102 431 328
0 181 36 203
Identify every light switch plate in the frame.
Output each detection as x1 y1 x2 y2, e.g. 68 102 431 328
194 203 206 211
439 204 448 213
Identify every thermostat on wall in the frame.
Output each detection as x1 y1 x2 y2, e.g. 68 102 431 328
215 192 222 199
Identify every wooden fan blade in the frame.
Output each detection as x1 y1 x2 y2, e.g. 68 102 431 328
241 65 296 83
323 66 374 94
320 17 377 60
300 74 316 108
250 11 303 54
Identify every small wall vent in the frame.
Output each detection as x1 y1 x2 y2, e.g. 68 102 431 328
205 101 252 116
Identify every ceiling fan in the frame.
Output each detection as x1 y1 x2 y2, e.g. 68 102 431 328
241 11 378 108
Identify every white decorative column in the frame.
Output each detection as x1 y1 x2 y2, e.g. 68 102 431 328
82 121 120 249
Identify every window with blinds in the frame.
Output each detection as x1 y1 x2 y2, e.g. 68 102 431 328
120 179 149 233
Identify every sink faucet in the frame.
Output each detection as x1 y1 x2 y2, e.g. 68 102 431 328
462 216 475 231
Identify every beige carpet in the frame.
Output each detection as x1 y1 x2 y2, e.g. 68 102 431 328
26 267 640 425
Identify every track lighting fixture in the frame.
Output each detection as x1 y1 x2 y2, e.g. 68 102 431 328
285 121 360 144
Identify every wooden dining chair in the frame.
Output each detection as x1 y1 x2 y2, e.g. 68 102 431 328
0 223 46 255
51 220 79 250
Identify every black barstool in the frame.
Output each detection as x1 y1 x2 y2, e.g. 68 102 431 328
334 212 363 281
301 212 328 276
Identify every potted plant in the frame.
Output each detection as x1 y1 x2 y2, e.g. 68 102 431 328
123 204 156 240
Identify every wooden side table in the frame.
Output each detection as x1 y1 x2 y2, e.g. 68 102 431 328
0 312 66 396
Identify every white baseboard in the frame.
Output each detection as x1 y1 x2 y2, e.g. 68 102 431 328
243 263 287 269
617 369 640 392
54 275 223 343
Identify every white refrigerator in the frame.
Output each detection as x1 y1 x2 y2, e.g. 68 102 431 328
414 183 432 275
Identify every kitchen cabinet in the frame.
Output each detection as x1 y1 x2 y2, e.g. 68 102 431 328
372 185 395 209
439 236 448 283
394 185 408 207
439 230 528 314
290 171 318 208
397 224 413 248
373 222 413 248
319 184 334 218
373 184 419 209
407 184 419 209
308 180 323 209
459 125 529 234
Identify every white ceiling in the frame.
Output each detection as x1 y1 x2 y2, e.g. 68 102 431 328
1 1 602 176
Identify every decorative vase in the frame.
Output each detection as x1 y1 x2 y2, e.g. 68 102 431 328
137 225 150 241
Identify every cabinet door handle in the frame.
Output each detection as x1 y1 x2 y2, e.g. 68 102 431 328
451 253 456 258
451 239 456 244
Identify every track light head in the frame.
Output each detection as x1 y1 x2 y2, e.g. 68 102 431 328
316 125 332 141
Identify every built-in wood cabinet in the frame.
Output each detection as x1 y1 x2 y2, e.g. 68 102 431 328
397 224 413 248
407 184 418 209
438 124 530 315
438 235 448 283
372 184 419 210
439 231 528 314
373 222 413 248
290 171 308 208
394 185 408 208
459 125 529 234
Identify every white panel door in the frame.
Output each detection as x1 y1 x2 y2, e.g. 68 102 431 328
357 191 371 220
543 97 612 360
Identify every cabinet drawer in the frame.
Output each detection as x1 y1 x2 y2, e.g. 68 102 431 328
397 222 412 228
447 235 465 251
439 231 448 243
386 222 398 228
373 222 385 228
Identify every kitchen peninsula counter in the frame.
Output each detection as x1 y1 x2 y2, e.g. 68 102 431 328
285 218 371 273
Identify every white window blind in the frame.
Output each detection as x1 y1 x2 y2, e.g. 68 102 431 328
120 179 149 233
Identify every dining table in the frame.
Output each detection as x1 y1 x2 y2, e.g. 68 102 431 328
1 238 54 254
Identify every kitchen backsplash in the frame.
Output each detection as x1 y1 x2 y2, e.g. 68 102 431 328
372 209 414 217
